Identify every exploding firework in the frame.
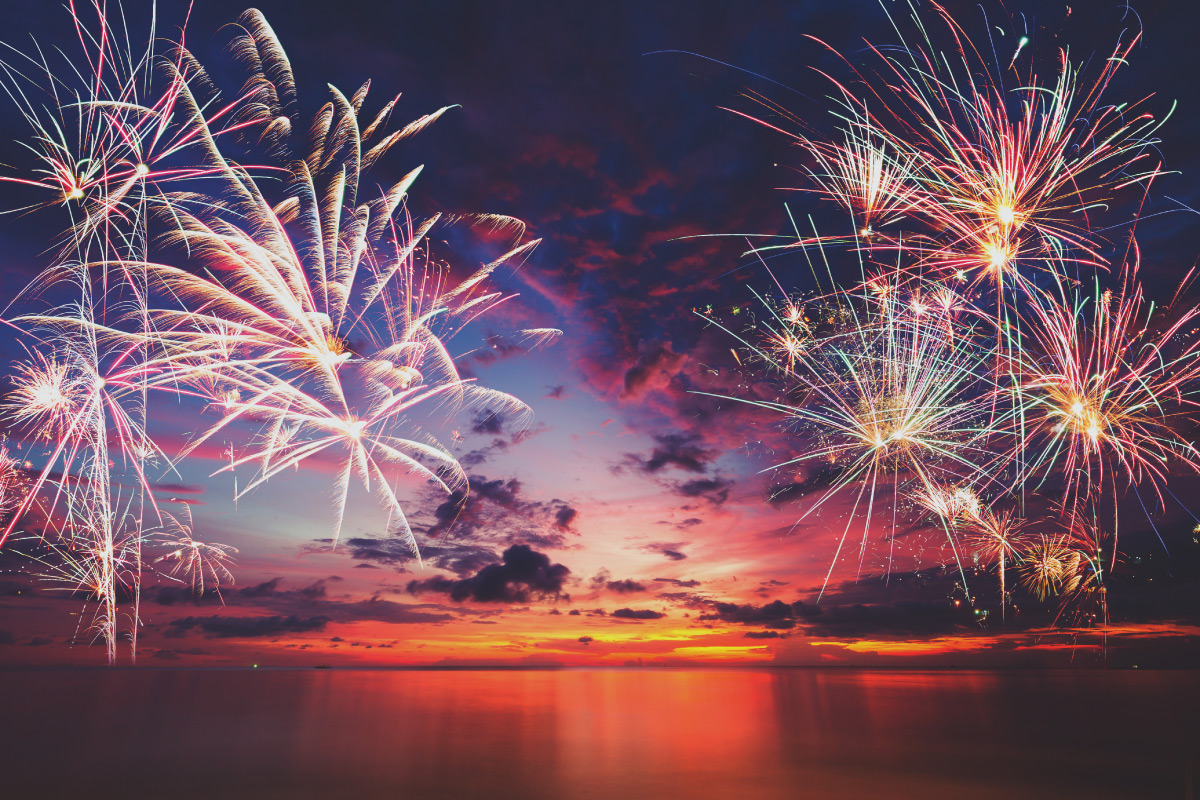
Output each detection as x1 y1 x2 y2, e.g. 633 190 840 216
715 0 1193 629
0 5 549 662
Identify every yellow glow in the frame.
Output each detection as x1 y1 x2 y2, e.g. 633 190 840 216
996 204 1015 226
986 241 1011 270
135 163 149 177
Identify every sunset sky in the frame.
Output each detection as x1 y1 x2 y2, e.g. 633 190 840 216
2 0 1200 668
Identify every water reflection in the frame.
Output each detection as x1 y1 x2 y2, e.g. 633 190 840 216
0 669 1194 799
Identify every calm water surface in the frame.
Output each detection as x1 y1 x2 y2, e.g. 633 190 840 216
0 668 1196 799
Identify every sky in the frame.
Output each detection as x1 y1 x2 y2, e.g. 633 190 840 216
2 0 1200 667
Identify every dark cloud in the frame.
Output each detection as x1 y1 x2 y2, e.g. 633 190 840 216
166 615 330 639
459 425 547 469
466 334 527 370
578 636 594 645
674 477 732 505
553 505 578 531
700 599 821 630
656 591 711 610
744 630 785 639
543 385 566 400
340 536 493 576
700 576 979 638
800 601 974 639
300 580 328 600
654 577 701 588
239 578 284 598
611 607 666 620
422 474 577 549
605 579 647 594
624 432 713 474
471 410 506 435
406 544 570 603
621 340 685 399
332 472 578 577
642 541 689 561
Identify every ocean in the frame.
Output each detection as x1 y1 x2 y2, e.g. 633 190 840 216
0 667 1195 799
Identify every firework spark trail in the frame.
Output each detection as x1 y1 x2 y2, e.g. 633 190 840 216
703 265 1002 598
0 5 550 662
999 254 1200 544
714 0 1199 628
150 505 237 601
126 9 543 556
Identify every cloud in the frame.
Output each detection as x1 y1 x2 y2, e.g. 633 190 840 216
673 476 732 505
238 578 284 598
611 607 666 620
623 432 713 474
553 505 578 531
621 340 685 399
166 615 330 639
700 599 820 630
700 577 979 638
471 410 507 435
654 577 701 588
641 541 689 561
800 601 973 639
341 536 498 576
406 544 570 603
605 579 647 594
421 474 578 549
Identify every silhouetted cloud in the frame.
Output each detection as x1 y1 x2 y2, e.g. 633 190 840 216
622 432 713 474
642 541 688 561
611 607 666 620
166 615 330 639
406 544 570 603
654 577 700 588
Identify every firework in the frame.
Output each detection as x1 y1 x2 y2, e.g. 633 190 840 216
1004 261 1200 529
150 506 238 600
717 0 1191 629
133 9 542 554
962 505 1027 623
707 267 1000 596
0 5 548 662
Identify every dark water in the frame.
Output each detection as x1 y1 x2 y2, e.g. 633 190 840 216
0 668 1196 799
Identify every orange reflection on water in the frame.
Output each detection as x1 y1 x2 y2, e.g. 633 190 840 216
0 668 1195 799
